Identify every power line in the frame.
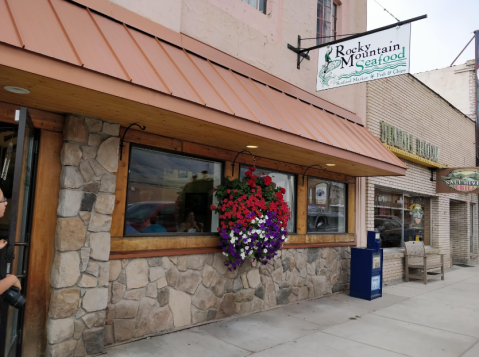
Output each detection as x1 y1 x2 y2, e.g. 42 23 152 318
373 0 400 23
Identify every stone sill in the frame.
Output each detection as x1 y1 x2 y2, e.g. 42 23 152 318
383 246 438 260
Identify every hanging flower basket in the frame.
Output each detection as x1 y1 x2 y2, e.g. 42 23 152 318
210 166 291 270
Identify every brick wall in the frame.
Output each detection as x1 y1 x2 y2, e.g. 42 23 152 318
366 75 478 281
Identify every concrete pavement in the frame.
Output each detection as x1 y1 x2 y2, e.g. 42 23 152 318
105 265 479 357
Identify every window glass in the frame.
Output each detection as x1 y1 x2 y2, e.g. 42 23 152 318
374 189 431 248
316 0 332 45
242 0 266 14
307 177 346 233
125 146 222 235
240 166 296 233
404 195 430 245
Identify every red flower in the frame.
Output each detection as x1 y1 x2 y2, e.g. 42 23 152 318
247 179 256 187
227 189 231 194
210 205 217 210
263 176 272 186
245 171 252 178
275 192 283 200
251 189 255 193
249 166 256 172
280 187 286 194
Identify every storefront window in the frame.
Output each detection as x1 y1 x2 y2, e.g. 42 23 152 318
125 146 222 235
240 166 296 233
307 177 346 233
374 188 431 248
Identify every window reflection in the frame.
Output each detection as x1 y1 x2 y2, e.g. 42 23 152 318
374 189 431 247
307 177 346 233
125 146 221 235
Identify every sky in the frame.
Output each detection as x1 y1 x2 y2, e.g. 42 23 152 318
367 0 479 73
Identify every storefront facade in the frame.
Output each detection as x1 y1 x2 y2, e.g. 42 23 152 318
0 1 409 356
366 74 479 282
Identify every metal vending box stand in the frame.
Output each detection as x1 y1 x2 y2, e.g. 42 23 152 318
350 231 383 300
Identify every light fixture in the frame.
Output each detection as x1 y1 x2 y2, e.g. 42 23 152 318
326 164 336 167
4 86 30 94
246 145 258 149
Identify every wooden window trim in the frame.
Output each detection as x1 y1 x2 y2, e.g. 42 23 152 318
110 128 357 257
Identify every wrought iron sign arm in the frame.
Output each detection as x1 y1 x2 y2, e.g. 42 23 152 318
429 168 436 182
231 150 255 177
302 164 326 186
287 14 427 69
120 123 146 161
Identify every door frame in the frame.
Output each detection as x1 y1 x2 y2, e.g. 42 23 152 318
0 107 39 357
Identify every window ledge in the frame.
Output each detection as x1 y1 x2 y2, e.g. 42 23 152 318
383 246 438 260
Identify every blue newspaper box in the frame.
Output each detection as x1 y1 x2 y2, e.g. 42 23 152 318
350 231 383 300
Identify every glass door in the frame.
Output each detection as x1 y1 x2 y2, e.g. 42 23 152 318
0 108 37 357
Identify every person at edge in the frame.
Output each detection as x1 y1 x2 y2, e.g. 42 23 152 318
0 189 21 294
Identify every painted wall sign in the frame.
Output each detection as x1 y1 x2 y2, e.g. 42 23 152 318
436 168 479 193
317 23 411 91
380 122 439 162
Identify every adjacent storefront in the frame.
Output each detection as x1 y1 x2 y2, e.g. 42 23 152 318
366 74 479 281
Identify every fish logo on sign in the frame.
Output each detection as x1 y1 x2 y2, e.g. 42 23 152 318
440 169 479 192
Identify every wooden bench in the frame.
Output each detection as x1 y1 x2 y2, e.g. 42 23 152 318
404 241 445 284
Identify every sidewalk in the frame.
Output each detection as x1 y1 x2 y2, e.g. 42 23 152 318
105 265 479 357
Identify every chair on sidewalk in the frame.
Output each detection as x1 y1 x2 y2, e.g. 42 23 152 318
404 241 445 284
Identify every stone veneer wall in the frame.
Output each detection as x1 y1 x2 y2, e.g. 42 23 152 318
46 115 120 357
105 247 351 344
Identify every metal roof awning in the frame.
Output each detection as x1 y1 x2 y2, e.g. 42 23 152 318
0 0 407 177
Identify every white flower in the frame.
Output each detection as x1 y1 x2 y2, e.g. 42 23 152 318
265 215 269 220
240 252 246 259
285 237 289 242
245 246 249 250
242 234 247 239
263 249 267 253
230 238 235 244
281 235 285 240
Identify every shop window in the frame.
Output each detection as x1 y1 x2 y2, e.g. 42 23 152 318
307 177 346 233
242 0 267 14
316 0 338 45
240 165 296 233
125 146 222 235
374 189 431 248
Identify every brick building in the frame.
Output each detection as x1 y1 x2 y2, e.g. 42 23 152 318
366 74 479 281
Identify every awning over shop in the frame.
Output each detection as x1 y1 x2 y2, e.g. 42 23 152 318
0 0 407 177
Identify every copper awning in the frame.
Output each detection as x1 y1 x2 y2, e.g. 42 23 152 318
0 0 406 177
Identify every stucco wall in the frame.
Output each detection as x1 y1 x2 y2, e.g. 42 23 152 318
109 0 368 124
414 60 476 121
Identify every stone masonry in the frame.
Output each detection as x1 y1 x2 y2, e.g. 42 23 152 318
47 115 119 357
105 247 350 345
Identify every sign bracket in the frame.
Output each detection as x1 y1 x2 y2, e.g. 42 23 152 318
287 14 427 69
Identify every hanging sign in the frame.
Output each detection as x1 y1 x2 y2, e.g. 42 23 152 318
317 23 411 91
436 168 479 194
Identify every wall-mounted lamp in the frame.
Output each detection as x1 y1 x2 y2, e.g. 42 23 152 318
302 164 326 186
120 123 146 161
231 150 256 176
